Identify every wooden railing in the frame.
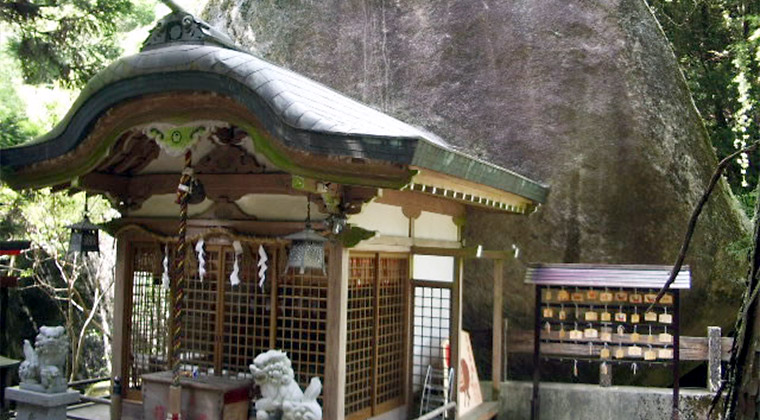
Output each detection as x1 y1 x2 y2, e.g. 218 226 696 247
505 322 732 391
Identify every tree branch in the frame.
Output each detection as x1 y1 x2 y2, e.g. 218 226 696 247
648 139 760 311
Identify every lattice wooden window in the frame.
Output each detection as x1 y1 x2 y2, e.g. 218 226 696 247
182 246 220 373
276 251 329 391
221 245 273 376
376 256 407 410
178 243 279 378
125 240 330 397
346 253 409 419
346 254 376 418
411 285 452 392
127 243 170 392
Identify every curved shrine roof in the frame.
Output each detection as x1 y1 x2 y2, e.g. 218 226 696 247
0 12 548 206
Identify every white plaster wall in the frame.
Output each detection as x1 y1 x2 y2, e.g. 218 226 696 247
126 193 331 221
128 194 214 217
235 194 327 221
348 202 408 237
412 255 454 282
413 211 459 241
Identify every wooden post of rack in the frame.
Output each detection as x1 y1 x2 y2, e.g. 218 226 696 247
531 285 541 420
492 259 504 400
707 326 722 392
672 289 680 420
599 362 612 387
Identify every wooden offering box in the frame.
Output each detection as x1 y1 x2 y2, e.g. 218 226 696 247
142 371 252 420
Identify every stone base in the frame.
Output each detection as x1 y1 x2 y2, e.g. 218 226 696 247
5 386 80 420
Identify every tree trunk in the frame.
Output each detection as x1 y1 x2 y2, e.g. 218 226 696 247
735 182 760 419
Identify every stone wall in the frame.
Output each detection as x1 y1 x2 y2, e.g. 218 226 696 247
495 381 716 420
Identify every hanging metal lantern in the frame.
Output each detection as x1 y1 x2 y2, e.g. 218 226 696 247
285 197 327 274
284 227 327 275
187 177 206 205
67 216 100 254
67 198 100 254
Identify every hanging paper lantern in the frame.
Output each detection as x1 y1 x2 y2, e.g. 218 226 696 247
284 228 327 275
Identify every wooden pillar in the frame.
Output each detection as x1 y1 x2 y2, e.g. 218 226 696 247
405 257 415 416
0 283 8 409
492 259 504 401
451 256 463 417
503 318 509 382
110 235 130 419
324 243 348 420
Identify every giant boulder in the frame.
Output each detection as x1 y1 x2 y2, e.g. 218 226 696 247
204 0 749 380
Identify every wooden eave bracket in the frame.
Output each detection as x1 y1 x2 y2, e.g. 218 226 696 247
404 182 533 214
403 168 538 214
77 172 298 211
291 175 378 215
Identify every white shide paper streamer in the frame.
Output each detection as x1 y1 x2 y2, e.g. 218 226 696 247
230 240 243 286
257 245 268 290
195 239 206 282
161 244 170 290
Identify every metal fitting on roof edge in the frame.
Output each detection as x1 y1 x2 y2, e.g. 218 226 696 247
160 0 186 13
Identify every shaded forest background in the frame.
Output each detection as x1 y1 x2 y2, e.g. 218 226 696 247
0 0 758 387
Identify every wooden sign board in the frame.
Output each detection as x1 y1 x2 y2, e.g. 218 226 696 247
458 331 483 415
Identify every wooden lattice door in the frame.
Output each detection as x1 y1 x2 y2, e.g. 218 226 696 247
346 253 409 419
125 242 170 399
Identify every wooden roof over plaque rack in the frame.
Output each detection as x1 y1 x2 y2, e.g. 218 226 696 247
0 10 548 214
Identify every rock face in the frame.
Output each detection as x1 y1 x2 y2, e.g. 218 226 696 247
204 0 749 379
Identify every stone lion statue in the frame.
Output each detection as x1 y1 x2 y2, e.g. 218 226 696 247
19 326 69 393
249 350 322 420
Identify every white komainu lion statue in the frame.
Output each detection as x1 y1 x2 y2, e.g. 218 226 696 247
18 326 68 393
250 350 322 420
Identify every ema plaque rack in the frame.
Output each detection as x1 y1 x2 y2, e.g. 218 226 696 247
524 264 691 420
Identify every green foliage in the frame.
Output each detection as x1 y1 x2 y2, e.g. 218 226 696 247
1 0 156 88
0 185 118 379
649 0 760 193
119 0 158 32
0 187 115 258
0 50 44 147
737 189 758 218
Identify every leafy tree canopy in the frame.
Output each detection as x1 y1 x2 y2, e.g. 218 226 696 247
1 0 155 88
649 0 760 204
0 50 43 147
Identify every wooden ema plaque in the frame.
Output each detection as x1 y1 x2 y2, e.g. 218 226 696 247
524 264 691 420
